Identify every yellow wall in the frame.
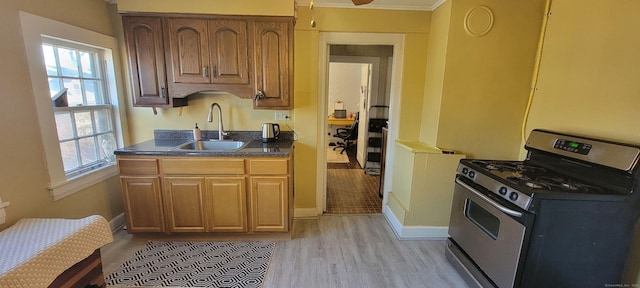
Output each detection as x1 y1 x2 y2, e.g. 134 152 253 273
525 0 640 145
423 0 545 159
125 94 290 143
291 28 320 209
299 7 432 140
0 0 123 230
295 7 432 209
390 0 544 232
309 7 430 33
420 0 451 145
117 0 295 17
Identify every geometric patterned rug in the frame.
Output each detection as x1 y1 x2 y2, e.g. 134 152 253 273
106 241 275 288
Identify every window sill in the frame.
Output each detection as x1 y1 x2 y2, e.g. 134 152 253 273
49 164 118 201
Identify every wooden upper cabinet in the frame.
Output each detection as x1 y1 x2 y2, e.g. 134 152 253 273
166 18 209 84
122 14 292 106
165 18 252 98
209 20 250 85
253 20 292 109
122 16 174 107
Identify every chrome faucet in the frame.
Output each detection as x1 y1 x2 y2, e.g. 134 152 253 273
207 103 228 141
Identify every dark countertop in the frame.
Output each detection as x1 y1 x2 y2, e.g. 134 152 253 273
114 130 294 157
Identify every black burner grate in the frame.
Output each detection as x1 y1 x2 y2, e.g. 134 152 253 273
473 160 606 194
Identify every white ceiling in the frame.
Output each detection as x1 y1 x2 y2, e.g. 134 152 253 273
297 0 445 11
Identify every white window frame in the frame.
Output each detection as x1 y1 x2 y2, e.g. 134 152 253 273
20 11 128 200
43 38 117 178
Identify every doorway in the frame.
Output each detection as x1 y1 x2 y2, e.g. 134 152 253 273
325 60 381 214
317 33 405 215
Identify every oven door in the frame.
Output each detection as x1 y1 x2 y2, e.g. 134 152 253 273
448 176 528 288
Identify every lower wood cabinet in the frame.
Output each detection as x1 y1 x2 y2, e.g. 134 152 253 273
120 177 165 233
250 176 288 232
248 158 292 232
206 177 247 232
117 155 291 234
163 177 206 232
118 157 165 233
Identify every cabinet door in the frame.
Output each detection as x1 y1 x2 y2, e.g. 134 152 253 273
163 177 206 232
249 176 289 232
122 16 168 106
166 18 210 84
205 177 247 232
120 177 164 232
253 20 292 109
209 20 250 85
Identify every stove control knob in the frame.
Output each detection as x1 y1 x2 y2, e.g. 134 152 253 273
509 192 519 201
499 187 508 195
468 171 476 178
462 168 469 175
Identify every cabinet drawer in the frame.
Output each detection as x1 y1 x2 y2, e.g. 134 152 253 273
118 158 159 175
249 159 288 175
162 158 245 175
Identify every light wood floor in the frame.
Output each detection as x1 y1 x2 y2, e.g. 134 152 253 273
102 214 469 288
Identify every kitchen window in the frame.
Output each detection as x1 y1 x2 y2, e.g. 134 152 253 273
42 39 117 178
20 12 127 200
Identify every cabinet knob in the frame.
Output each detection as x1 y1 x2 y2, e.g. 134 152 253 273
161 86 166 98
212 66 217 77
203 66 209 78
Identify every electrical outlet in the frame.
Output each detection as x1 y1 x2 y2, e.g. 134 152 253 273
275 111 290 121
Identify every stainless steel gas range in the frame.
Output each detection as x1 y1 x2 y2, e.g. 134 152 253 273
446 129 640 288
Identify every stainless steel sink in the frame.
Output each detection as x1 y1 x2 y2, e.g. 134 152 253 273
174 140 247 151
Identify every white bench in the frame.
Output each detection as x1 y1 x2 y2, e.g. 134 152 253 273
0 215 113 288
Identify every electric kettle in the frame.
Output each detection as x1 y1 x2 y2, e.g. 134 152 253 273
262 123 280 142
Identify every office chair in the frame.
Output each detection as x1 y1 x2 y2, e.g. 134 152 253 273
333 112 359 154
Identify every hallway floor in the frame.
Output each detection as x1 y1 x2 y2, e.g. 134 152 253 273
326 147 382 214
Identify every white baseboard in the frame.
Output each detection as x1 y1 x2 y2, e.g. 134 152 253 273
382 204 449 240
109 213 126 233
294 208 320 219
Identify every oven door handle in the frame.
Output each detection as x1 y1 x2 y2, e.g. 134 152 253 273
456 177 523 217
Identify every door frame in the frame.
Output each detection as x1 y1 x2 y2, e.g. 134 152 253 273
316 32 405 214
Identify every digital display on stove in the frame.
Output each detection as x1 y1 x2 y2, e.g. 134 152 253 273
554 139 592 155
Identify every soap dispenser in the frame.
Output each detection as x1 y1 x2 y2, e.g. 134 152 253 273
193 123 202 141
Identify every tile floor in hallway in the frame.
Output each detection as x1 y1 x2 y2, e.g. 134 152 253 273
326 147 383 214
326 146 382 214
326 169 382 214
